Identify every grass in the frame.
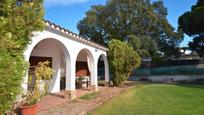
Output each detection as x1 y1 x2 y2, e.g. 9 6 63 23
90 83 204 115
80 92 100 100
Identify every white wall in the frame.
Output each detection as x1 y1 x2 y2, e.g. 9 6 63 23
76 50 88 62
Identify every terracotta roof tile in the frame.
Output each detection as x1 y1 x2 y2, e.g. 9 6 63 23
44 20 108 51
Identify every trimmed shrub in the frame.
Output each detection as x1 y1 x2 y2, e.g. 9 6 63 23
108 39 141 86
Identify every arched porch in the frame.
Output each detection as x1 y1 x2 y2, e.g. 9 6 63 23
25 38 71 93
23 21 109 100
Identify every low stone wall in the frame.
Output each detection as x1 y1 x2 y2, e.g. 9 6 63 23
148 75 204 82
129 75 204 82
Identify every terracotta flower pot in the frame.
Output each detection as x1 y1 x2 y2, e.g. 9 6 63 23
20 104 37 115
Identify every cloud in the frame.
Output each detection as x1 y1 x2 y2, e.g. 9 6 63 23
45 0 90 6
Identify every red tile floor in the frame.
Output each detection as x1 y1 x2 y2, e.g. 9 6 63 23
37 88 93 112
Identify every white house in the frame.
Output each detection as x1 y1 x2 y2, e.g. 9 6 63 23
23 20 109 99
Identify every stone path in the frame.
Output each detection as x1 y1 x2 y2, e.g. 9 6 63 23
37 82 134 115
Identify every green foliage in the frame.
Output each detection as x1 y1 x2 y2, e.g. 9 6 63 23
126 35 157 57
108 39 141 86
35 61 53 80
35 61 53 95
23 61 53 106
189 36 204 57
178 0 204 57
78 0 183 57
127 35 157 57
80 92 100 100
0 50 27 113
0 0 44 113
0 0 45 53
22 91 40 106
151 56 166 67
178 0 204 36
127 35 142 52
139 36 158 57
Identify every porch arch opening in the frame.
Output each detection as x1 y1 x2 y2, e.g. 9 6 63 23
28 38 71 93
75 48 95 89
97 55 105 80
97 54 109 83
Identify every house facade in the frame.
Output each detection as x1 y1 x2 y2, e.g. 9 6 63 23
22 20 109 99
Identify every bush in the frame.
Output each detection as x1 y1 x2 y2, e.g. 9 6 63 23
0 1 44 113
108 39 141 86
22 61 53 106
0 50 27 113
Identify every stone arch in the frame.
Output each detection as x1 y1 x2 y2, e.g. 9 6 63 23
24 38 71 93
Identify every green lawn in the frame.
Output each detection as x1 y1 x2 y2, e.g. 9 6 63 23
90 83 204 115
80 92 100 100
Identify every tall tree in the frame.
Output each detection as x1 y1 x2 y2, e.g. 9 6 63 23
0 0 44 113
78 0 183 57
178 0 204 57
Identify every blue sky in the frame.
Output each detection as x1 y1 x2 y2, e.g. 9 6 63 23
44 0 197 47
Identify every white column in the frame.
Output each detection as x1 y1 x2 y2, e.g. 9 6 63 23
65 55 76 100
66 60 75 90
91 55 98 91
50 56 60 93
104 56 109 81
92 62 98 86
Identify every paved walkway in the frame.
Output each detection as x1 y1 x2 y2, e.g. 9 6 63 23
37 82 134 115
37 89 92 112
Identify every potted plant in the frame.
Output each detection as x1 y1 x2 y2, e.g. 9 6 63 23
20 61 53 115
20 86 41 115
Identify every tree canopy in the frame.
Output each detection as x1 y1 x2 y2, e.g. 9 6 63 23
0 0 44 113
178 0 204 57
78 0 183 57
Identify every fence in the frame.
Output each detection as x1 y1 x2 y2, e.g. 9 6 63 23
133 66 204 76
148 75 204 82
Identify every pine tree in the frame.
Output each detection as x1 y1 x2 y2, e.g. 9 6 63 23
178 0 204 57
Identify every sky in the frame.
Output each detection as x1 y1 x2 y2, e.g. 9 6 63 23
44 0 197 47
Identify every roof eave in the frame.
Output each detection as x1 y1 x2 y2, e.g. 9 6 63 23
44 20 109 51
